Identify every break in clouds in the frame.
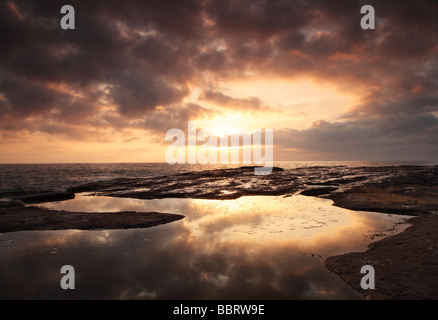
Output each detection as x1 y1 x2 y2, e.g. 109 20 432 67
0 0 437 160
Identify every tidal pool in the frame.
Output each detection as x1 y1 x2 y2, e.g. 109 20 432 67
0 194 411 299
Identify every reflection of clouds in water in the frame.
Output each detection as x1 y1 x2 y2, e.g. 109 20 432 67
1 195 411 299
105 230 357 300
0 221 364 299
197 211 264 233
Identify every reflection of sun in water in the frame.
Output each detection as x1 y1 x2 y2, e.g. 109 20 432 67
39 194 411 255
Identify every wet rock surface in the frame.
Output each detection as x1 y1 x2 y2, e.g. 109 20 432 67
0 190 75 205
66 165 436 203
67 166 294 200
0 202 184 233
325 216 438 300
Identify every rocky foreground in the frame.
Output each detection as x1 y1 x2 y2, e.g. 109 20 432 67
0 203 184 233
66 164 438 299
323 171 438 299
325 216 438 299
1 164 437 299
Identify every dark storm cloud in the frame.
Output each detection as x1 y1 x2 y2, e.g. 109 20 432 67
0 0 206 125
0 75 63 115
205 0 312 40
108 70 189 117
0 0 437 159
344 89 438 118
275 113 438 160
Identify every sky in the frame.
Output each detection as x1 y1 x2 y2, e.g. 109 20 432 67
0 0 437 163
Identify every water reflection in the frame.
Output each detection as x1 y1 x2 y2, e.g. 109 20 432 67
0 195 411 299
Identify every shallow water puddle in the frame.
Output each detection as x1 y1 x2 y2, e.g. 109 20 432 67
0 194 412 299
40 194 410 252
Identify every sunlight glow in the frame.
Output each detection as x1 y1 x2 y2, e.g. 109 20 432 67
197 113 250 138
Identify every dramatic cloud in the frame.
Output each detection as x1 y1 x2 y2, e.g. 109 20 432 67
0 0 437 161
275 113 438 160
199 90 266 111
143 103 215 137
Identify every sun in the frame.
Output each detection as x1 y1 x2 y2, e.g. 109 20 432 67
197 113 251 138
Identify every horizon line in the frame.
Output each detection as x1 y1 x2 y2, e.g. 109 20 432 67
0 160 433 165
